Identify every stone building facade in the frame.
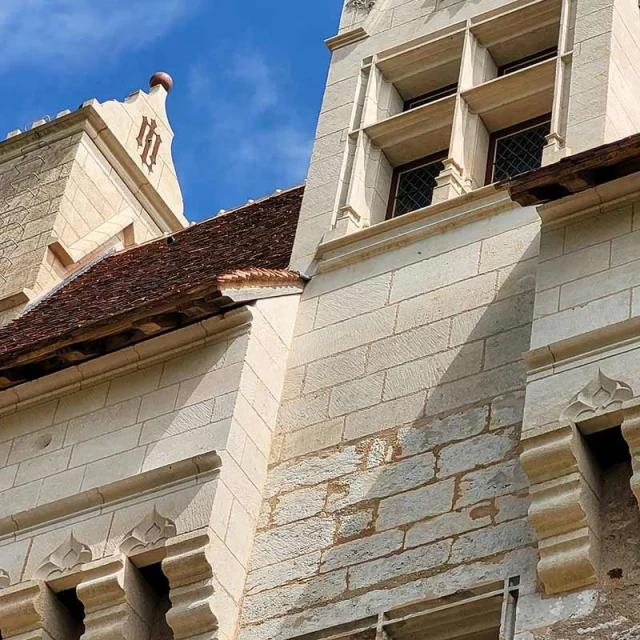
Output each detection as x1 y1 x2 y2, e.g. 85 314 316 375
1 1 640 639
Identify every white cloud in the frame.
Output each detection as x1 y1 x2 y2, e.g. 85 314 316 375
0 0 198 71
188 48 313 193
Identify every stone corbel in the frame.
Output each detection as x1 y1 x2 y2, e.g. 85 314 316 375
0 582 79 639
76 557 155 640
520 423 600 594
621 400 640 504
162 532 218 640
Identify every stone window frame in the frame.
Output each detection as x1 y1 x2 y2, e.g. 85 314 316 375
403 83 459 112
485 114 552 185
497 46 559 77
289 577 520 640
385 150 448 219
334 0 574 233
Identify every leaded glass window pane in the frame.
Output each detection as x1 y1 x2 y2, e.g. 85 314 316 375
393 160 444 217
492 121 551 182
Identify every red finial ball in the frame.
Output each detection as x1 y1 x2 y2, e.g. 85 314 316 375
149 72 174 93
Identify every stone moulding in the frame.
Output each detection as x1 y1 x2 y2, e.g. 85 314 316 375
0 582 78 638
520 424 600 594
77 557 156 639
163 532 218 639
562 369 633 425
120 507 177 556
35 534 93 581
0 567 9 588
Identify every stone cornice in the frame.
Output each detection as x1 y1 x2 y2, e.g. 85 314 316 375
0 451 221 539
325 27 369 51
525 315 640 372
315 185 513 273
0 307 252 416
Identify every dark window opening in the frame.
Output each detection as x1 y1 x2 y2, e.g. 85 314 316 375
56 588 85 639
583 426 640 587
404 84 458 111
584 426 632 470
486 116 551 184
140 563 175 640
497 47 558 77
387 152 446 218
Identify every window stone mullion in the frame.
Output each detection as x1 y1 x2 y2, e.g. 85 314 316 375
162 532 218 640
0 582 78 640
76 557 154 640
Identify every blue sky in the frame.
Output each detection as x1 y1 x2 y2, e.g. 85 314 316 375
0 1 340 221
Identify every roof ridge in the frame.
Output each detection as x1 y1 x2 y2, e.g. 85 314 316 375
215 182 305 218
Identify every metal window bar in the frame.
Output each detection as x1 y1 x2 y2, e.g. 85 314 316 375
491 120 551 183
291 577 521 640
392 159 444 217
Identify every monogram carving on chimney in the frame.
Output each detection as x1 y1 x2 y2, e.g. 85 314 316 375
136 115 163 172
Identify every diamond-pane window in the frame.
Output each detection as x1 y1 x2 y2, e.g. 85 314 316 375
392 159 444 217
490 120 551 183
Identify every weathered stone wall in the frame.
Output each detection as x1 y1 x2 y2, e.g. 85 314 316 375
239 202 556 639
0 131 80 303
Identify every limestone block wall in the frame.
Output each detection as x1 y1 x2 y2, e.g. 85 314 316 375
526 199 640 432
0 131 81 304
237 202 608 640
53 131 160 260
0 294 300 640
565 0 640 153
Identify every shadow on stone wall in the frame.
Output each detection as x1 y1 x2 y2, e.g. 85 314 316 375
241 234 548 639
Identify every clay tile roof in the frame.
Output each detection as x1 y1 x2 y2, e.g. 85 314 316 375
0 185 304 370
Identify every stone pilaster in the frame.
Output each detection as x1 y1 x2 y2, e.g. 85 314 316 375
162 533 217 640
520 423 600 594
77 557 155 640
0 582 79 639
622 401 640 504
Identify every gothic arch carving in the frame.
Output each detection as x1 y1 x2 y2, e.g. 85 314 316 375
120 507 177 556
562 369 633 424
35 534 92 580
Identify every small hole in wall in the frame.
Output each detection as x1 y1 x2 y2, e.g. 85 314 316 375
36 433 53 450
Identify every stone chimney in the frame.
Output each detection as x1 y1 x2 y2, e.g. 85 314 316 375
0 73 187 324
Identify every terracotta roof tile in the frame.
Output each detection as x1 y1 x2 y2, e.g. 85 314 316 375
0 185 304 367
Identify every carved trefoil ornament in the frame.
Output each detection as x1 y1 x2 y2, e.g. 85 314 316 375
562 369 633 424
120 507 177 556
347 0 376 11
36 534 92 580
0 568 9 588
136 116 162 172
